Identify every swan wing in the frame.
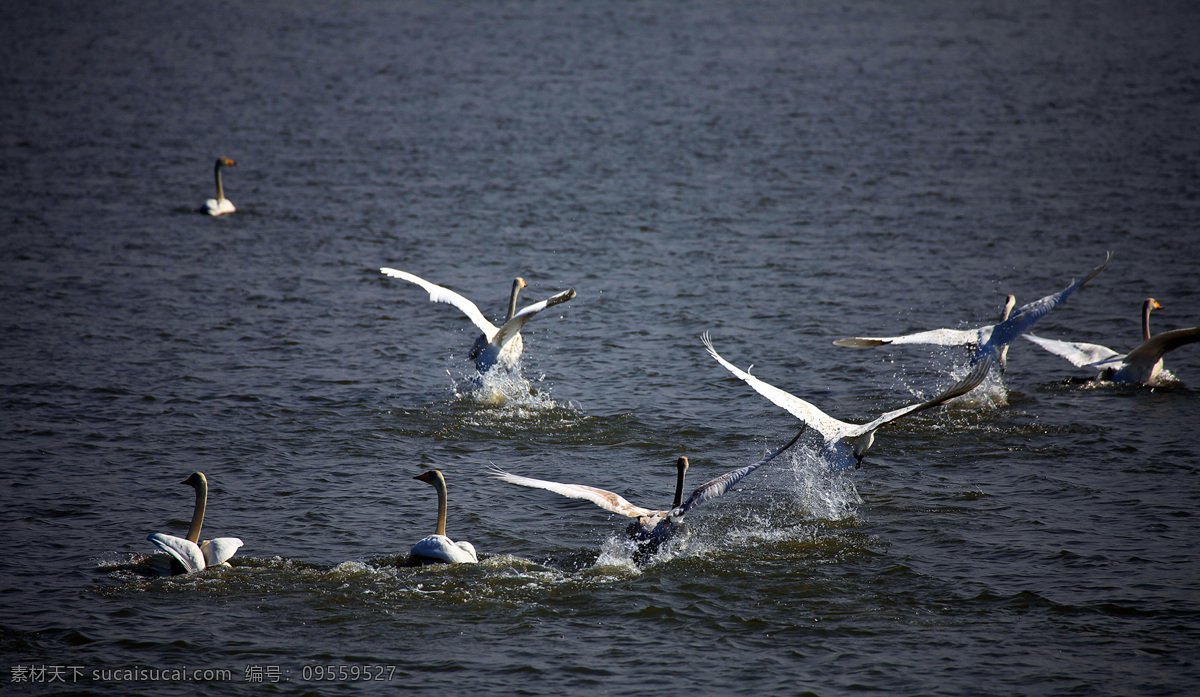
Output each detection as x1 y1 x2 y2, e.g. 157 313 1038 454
986 252 1112 350
1123 326 1200 367
380 268 498 337
671 428 806 516
489 467 662 519
833 327 982 348
200 537 244 567
147 533 205 573
702 333 846 441
1023 334 1121 368
489 288 577 350
852 356 993 436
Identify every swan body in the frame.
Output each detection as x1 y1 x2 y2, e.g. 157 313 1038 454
411 470 477 564
703 333 991 470
833 253 1112 369
146 472 242 574
204 157 237 216
491 429 805 560
1024 299 1200 385
380 268 576 373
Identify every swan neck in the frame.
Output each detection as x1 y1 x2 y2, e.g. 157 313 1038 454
672 457 688 508
1000 295 1016 322
214 161 225 201
505 280 523 321
433 476 448 537
1142 300 1153 342
186 477 207 543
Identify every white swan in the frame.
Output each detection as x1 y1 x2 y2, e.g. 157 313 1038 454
147 472 243 574
833 253 1112 369
1024 298 1200 385
410 470 478 564
379 269 576 373
491 429 804 560
703 333 991 470
204 157 236 216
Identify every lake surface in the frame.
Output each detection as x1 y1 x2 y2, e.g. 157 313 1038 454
2 1 1199 695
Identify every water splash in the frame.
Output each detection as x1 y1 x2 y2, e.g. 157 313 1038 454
784 449 863 522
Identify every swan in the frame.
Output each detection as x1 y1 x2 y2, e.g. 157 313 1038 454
379 268 576 373
702 333 991 470
204 157 237 216
1024 298 1200 384
146 472 243 574
491 429 805 560
410 470 477 564
833 253 1112 369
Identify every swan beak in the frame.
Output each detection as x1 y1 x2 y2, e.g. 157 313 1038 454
1152 299 1163 310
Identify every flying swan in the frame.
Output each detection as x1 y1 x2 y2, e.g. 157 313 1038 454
380 268 576 373
491 429 805 560
702 333 992 470
1024 298 1200 385
147 472 243 574
832 253 1113 369
204 157 237 216
410 470 478 564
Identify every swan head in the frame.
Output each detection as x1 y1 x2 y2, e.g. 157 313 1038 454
1001 294 1016 319
848 432 876 467
1146 298 1163 312
414 470 446 488
676 456 689 476
182 472 207 489
513 277 527 291
216 157 236 168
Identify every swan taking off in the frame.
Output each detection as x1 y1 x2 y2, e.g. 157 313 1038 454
703 333 991 470
1024 298 1200 385
146 472 243 575
380 268 576 373
204 157 237 216
833 253 1113 369
410 470 477 564
491 429 804 561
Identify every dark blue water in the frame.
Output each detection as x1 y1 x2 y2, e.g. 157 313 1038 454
3 1 1199 695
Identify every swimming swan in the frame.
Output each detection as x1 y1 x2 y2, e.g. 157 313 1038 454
380 269 576 372
703 333 991 470
490 429 804 559
833 253 1112 369
204 157 237 216
147 472 243 574
1024 298 1200 384
410 470 478 564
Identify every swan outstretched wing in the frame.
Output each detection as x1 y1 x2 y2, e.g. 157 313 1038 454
490 288 577 350
852 356 993 436
702 333 846 441
147 533 205 574
986 252 1112 350
380 268 497 337
1023 334 1121 368
489 467 663 519
1123 326 1200 366
200 537 244 567
670 429 806 517
833 327 982 349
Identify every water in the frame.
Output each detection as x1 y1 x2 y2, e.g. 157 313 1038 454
2 0 1199 694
